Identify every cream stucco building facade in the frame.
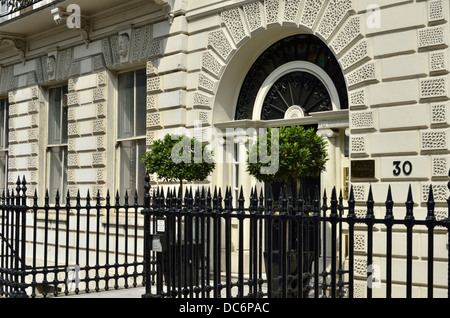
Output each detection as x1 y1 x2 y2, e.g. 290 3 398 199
0 0 449 297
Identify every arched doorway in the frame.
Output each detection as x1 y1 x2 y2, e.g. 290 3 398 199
228 34 349 209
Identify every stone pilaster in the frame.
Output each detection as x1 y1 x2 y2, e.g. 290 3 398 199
66 71 108 199
7 86 43 201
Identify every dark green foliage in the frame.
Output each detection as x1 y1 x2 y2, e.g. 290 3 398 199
246 126 328 184
142 134 215 186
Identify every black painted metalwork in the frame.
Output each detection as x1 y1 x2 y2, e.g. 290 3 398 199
235 34 348 121
1 173 450 298
0 0 43 18
0 177 145 298
141 172 450 299
261 71 332 120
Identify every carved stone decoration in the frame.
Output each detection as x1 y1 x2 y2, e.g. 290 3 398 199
204 0 370 105
350 111 375 130
350 135 368 155
46 54 57 81
243 1 264 33
431 102 449 126
349 88 367 108
432 156 449 177
283 0 302 25
419 76 449 100
221 7 248 46
56 48 73 81
316 0 353 40
264 0 281 26
235 34 347 120
429 49 449 74
102 38 113 67
284 105 305 119
0 36 26 63
299 0 326 31
418 25 448 50
100 27 152 69
0 65 14 94
346 62 379 88
428 0 447 24
421 130 448 151
208 29 234 62
118 31 131 63
330 15 362 55
340 40 372 71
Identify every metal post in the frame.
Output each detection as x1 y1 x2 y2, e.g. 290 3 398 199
366 186 374 299
53 190 60 296
141 172 152 298
347 187 355 298
64 190 71 295
296 189 304 298
237 187 245 298
330 188 338 298
85 190 91 293
385 186 394 299
313 187 320 298
405 185 414 299
95 190 101 292
426 185 435 299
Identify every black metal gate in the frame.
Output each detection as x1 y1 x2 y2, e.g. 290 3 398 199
1 174 450 298
141 173 450 299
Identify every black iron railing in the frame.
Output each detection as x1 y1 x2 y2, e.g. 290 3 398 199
141 173 450 299
0 177 145 298
0 0 44 18
1 173 450 298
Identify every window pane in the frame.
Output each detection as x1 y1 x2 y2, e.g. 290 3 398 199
137 139 146 204
0 152 6 195
49 148 62 200
0 101 4 149
48 88 62 145
119 139 146 204
119 140 136 197
135 69 146 137
62 148 67 203
0 99 8 149
118 71 135 139
61 86 68 144
48 147 67 204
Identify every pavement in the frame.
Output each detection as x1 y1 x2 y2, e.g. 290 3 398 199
58 287 146 298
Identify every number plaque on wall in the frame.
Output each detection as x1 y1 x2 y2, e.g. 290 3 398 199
351 160 375 178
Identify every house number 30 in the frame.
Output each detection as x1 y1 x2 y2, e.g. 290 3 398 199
393 161 413 176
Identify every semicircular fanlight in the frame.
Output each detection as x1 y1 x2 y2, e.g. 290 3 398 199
261 71 332 120
235 34 347 121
